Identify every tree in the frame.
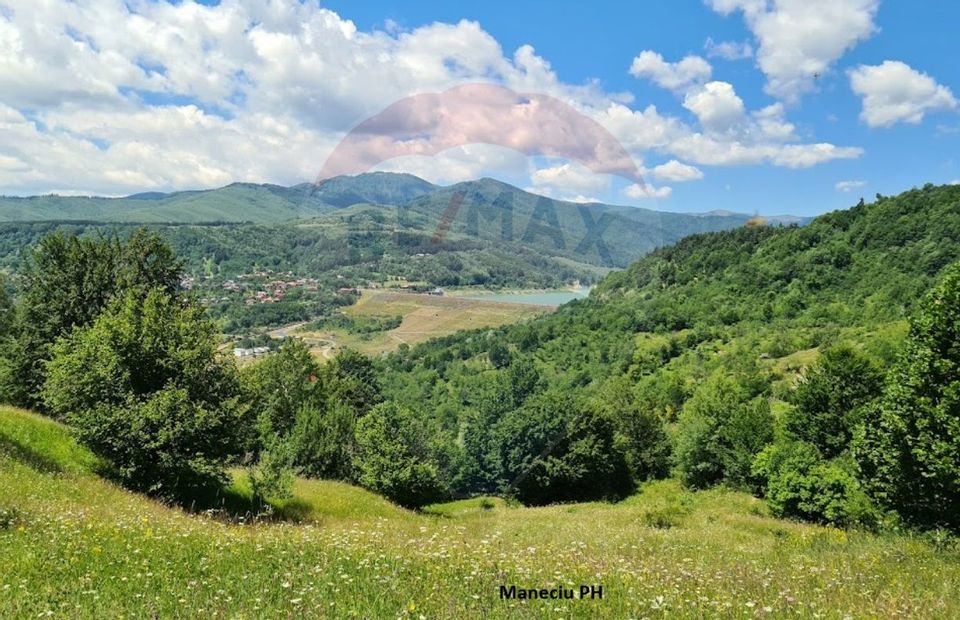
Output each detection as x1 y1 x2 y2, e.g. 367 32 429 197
856 263 960 529
488 339 511 369
752 442 877 527
42 289 244 500
354 402 448 508
290 402 356 480
786 344 883 458
3 229 182 408
596 376 671 481
674 375 774 490
323 348 382 416
244 338 321 443
493 391 633 506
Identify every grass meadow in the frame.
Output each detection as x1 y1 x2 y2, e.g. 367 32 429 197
297 289 550 357
2 405 959 618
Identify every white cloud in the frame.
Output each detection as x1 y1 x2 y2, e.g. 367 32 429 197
704 37 753 61
835 180 866 192
683 81 746 133
373 144 529 186
629 51 712 92
0 0 863 196
652 160 703 182
706 0 880 102
625 183 672 199
849 61 958 128
669 133 862 168
530 162 609 194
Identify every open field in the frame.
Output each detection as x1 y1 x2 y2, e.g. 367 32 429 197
296 289 551 357
2 406 959 619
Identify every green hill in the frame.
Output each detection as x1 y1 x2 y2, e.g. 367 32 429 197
2 405 957 618
383 182 960 392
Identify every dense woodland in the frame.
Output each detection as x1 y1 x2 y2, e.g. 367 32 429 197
0 183 958 533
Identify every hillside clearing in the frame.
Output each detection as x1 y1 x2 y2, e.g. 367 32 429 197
296 289 551 357
2 406 958 619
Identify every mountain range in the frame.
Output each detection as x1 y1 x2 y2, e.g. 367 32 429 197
0 173 808 272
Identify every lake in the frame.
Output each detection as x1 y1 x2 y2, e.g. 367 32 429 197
460 287 591 307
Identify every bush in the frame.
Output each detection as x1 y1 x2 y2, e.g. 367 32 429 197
674 375 774 490
753 442 877 528
247 443 295 506
786 344 883 458
354 402 448 508
493 391 633 506
70 387 241 498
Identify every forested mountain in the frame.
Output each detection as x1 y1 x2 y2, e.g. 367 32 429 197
0 173 437 224
0 173 803 270
371 182 960 524
0 175 811 318
385 183 960 394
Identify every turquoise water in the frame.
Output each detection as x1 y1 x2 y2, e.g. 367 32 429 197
461 288 591 307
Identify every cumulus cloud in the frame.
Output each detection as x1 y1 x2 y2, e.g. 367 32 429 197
835 180 866 192
625 182 672 199
683 81 746 133
651 160 704 182
704 38 753 61
629 51 712 92
530 162 610 194
706 0 880 102
0 0 863 197
849 61 958 128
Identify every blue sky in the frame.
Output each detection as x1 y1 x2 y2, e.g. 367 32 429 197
0 0 957 217
321 0 960 215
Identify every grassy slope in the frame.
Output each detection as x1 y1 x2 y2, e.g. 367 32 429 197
2 406 959 618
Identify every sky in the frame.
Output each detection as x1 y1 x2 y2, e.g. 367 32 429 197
0 0 957 216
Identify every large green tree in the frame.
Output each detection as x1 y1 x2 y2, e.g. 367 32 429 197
674 375 774 490
3 229 182 408
493 390 633 506
354 402 448 508
42 289 244 499
856 263 960 530
786 344 883 458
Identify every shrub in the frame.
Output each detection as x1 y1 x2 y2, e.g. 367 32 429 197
0 506 21 530
354 402 448 508
247 443 295 506
69 387 241 498
674 375 774 490
753 442 877 528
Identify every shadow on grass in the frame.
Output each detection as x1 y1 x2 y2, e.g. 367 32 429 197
0 433 64 474
177 482 314 525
